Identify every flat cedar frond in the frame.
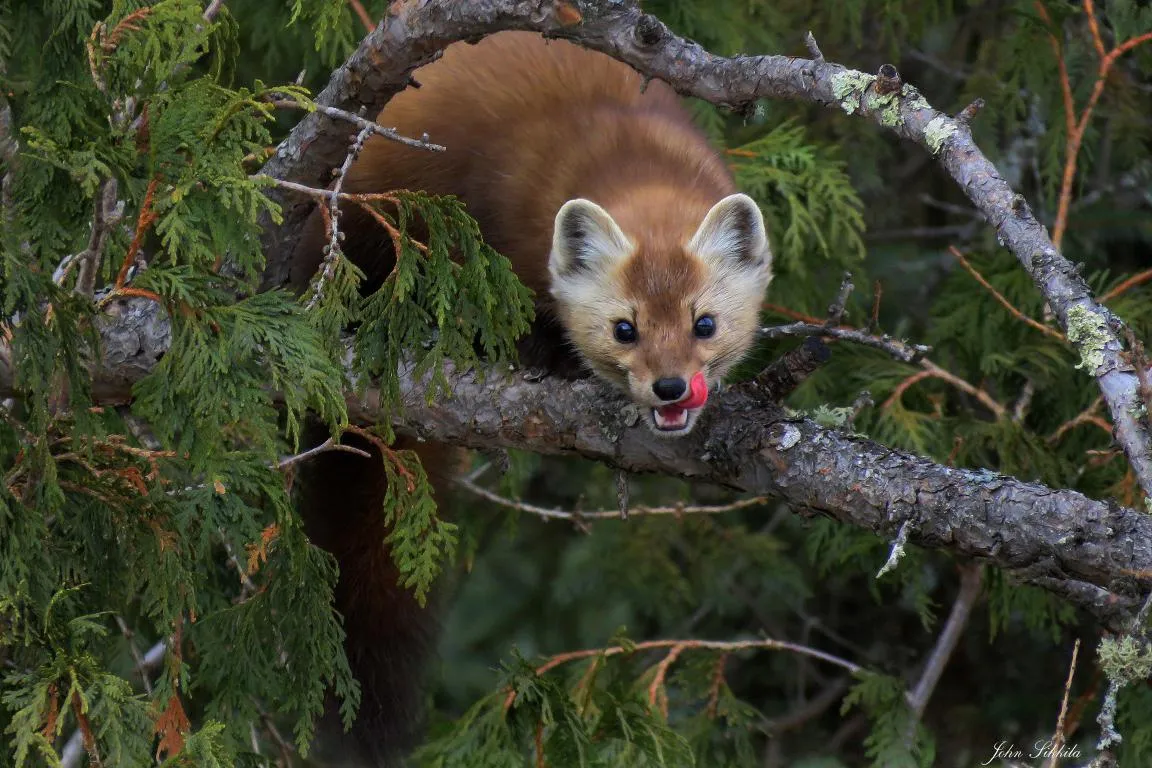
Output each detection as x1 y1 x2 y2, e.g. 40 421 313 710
3 0 1152 765
354 191 534 419
729 120 865 278
841 672 935 768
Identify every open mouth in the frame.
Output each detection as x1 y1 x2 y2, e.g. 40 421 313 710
650 372 709 434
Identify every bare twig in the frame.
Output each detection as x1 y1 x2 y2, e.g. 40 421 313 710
305 122 374 311
825 271 854 326
948 245 1064 341
1048 396 1112 444
753 337 831 400
268 99 445 152
883 359 1009 420
764 678 851 734
1047 638 1082 768
458 476 770 522
202 0 226 22
505 635 862 710
760 321 929 364
74 179 122 297
908 564 983 720
955 97 985 127
803 31 824 63
1037 0 1152 249
114 615 155 695
348 0 375 33
277 437 372 469
1101 268 1152 303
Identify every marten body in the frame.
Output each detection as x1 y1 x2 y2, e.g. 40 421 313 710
292 31 772 765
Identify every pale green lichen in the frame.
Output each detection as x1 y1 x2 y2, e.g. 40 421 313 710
900 84 931 112
1066 304 1110 372
865 90 902 127
808 404 854 429
831 70 876 115
1099 636 1152 683
924 116 956 155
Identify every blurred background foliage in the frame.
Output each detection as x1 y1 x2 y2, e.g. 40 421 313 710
1 0 1151 766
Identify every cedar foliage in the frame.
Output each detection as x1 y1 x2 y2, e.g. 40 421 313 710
0 1 1150 767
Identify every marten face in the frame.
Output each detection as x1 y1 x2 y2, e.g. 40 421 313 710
549 194 773 436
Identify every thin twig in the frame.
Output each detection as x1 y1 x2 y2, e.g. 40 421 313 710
277 437 371 469
869 280 882 334
458 477 770 521
908 564 983 720
1013 379 1037 422
348 0 375 33
305 122 374 311
803 31 824 63
1037 0 1152 248
1048 396 1111 444
1046 638 1082 768
1101 268 1152 303
1083 0 1107 58
764 678 851 734
75 179 122 297
760 321 929 364
114 615 155 695
883 359 1009 419
505 635 862 710
825 271 854 326
268 99 445 152
948 245 1064 340
202 0 226 22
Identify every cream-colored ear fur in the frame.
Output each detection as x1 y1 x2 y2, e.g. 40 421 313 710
687 193 772 270
549 199 632 279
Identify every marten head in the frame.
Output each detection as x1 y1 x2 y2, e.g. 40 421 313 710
548 193 772 436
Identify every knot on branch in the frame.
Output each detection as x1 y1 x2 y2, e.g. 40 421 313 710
955 97 985 127
751 336 832 400
634 14 665 47
875 64 901 95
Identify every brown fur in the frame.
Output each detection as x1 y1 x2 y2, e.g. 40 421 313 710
290 32 735 302
290 31 771 766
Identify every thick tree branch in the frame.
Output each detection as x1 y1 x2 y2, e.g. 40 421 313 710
255 0 1152 501
6 301 1149 631
6 1 1149 636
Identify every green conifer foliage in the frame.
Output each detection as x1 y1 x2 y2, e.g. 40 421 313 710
1 1 1151 766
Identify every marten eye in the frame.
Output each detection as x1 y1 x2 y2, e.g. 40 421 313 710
613 320 637 343
694 315 716 339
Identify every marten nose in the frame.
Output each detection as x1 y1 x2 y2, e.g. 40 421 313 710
652 377 687 402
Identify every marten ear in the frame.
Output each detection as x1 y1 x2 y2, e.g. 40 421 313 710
687 193 772 271
550 199 632 278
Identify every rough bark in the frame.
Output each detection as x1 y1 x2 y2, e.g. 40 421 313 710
5 1 1151 631
256 0 1152 500
3 314 1149 631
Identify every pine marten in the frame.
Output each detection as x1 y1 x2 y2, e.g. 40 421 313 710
290 31 773 765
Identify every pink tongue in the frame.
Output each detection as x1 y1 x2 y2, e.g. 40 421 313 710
657 372 708 419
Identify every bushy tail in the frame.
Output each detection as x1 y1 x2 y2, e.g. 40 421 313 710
294 424 457 766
